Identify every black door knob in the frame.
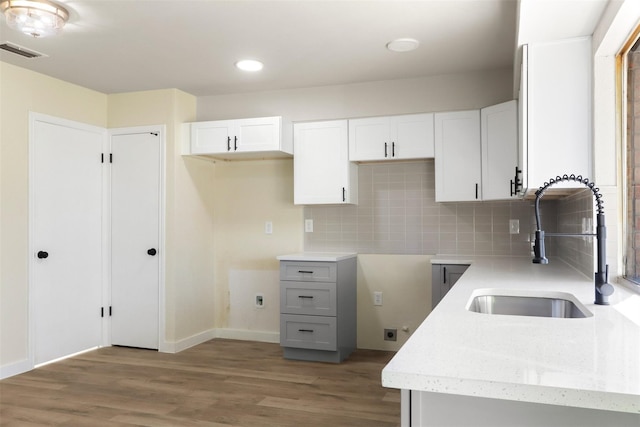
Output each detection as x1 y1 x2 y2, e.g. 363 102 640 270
37 251 49 259
147 248 157 256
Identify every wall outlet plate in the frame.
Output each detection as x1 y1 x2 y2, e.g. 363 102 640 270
509 219 519 234
304 219 313 232
374 291 383 306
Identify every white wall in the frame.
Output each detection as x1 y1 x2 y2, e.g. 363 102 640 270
197 69 513 350
0 65 218 376
198 69 513 122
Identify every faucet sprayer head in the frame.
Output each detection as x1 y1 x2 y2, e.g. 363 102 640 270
532 230 548 264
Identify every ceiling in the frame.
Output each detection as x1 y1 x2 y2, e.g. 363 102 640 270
0 0 608 97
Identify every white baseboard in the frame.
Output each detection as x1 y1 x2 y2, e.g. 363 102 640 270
214 328 280 343
159 329 216 354
0 358 32 380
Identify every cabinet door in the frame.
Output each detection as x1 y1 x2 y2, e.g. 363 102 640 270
431 264 469 309
434 110 481 202
235 116 281 152
526 37 592 190
518 45 529 195
294 120 358 204
481 100 518 200
392 113 435 159
348 116 390 161
190 121 233 154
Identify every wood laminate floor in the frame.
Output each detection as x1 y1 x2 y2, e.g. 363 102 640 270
0 339 400 426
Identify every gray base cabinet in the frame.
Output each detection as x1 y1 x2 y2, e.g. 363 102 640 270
431 264 469 309
279 258 356 363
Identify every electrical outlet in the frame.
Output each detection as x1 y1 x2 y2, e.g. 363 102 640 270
374 291 383 306
582 217 593 241
305 219 314 232
384 328 397 341
509 219 519 234
255 294 264 308
265 221 273 234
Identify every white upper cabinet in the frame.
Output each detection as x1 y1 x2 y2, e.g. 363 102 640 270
294 120 358 205
434 110 481 202
186 116 293 160
520 37 592 194
349 113 434 161
190 120 233 154
434 102 519 203
481 100 519 200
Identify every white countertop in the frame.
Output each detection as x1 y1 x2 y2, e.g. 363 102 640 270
381 256 640 414
276 252 357 262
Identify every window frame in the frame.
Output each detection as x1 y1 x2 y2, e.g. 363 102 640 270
619 25 640 288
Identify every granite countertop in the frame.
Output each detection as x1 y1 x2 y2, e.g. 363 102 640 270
276 252 357 262
381 256 640 414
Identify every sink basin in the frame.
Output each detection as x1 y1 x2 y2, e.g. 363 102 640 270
466 289 592 318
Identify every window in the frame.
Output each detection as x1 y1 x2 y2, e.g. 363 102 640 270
624 34 640 284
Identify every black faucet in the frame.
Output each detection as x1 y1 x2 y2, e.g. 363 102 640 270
532 174 614 305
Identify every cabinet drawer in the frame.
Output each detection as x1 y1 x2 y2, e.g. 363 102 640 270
280 314 337 351
280 282 336 316
280 261 336 282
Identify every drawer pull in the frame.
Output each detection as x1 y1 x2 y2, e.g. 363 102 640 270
298 329 314 333
298 295 314 299
298 270 314 274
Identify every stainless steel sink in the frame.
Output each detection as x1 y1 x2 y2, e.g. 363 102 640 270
466 289 592 318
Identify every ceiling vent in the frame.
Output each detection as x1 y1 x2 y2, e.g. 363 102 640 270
0 42 45 58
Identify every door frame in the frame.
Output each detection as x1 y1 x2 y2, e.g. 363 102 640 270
28 112 108 368
107 125 166 351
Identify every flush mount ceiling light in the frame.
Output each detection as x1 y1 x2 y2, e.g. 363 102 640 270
386 38 420 53
235 59 263 72
0 0 69 38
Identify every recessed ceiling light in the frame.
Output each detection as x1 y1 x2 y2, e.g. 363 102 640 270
386 38 420 53
235 59 264 72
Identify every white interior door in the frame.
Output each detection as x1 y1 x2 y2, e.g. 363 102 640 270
31 115 104 366
110 131 161 349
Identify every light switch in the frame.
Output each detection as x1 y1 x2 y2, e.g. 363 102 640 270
265 221 273 234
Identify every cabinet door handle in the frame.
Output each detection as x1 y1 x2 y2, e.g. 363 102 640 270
147 248 157 256
443 266 447 284
392 142 395 157
227 136 231 151
511 166 523 196
37 250 49 259
298 295 314 299
298 329 314 333
234 136 238 151
342 187 346 202
384 142 388 158
298 270 314 274
475 183 479 199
